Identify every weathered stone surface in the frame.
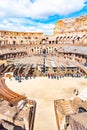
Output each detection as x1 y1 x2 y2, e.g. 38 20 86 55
54 15 87 34
54 97 87 130
70 112 87 130
0 99 36 130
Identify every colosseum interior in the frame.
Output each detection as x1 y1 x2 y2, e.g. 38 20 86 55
0 15 87 130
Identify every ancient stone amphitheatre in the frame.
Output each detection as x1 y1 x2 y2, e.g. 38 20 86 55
0 15 87 130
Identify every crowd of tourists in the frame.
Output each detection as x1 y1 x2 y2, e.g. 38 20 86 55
12 71 87 83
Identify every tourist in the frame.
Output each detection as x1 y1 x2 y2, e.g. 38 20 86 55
48 73 50 78
73 89 79 96
73 89 76 94
57 76 59 80
76 90 79 96
25 75 28 80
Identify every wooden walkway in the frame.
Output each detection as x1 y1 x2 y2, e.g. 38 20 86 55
0 78 26 106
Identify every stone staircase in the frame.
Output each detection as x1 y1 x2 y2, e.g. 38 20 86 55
55 99 74 130
60 100 73 115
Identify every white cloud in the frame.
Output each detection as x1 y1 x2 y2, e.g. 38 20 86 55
0 0 86 34
29 0 86 18
0 18 55 34
0 0 86 18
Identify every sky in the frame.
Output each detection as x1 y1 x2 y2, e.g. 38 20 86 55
0 0 87 34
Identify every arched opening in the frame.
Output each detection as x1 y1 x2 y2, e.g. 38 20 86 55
59 36 62 40
13 41 16 45
28 37 31 39
0 41 2 45
78 107 87 113
35 36 37 39
49 41 51 44
42 39 46 44
21 40 23 44
77 37 80 41
56 37 59 44
42 48 46 55
52 41 55 44
65 115 70 130
32 49 33 52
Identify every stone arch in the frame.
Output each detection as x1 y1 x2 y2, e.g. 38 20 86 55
31 48 34 52
60 36 62 40
41 39 46 44
56 36 59 39
42 48 46 55
35 37 38 39
28 36 31 39
77 36 80 41
41 45 47 55
13 41 16 45
56 37 59 44
45 37 49 44
52 40 55 44
0 40 2 45
67 36 70 39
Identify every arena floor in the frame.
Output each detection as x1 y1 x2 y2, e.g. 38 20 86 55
5 77 87 130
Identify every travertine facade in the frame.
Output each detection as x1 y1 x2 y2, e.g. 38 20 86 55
54 15 87 34
0 15 87 46
0 15 87 74
0 31 44 45
53 15 87 45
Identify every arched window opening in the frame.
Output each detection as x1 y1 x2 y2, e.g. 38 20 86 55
42 49 46 55
35 37 38 39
